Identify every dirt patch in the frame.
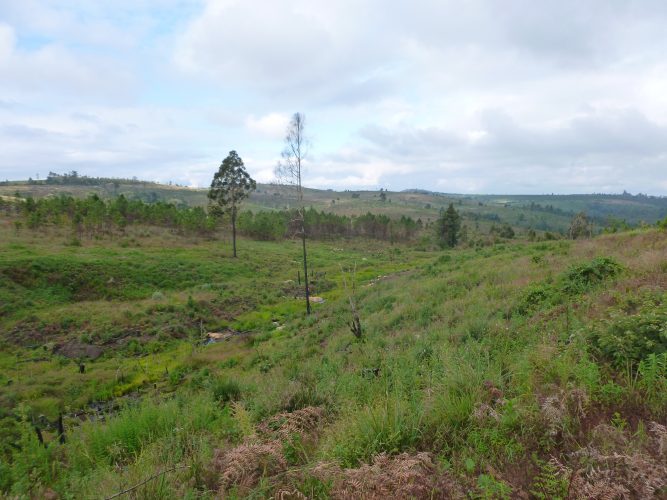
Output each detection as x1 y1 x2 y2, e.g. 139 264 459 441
363 269 414 288
6 321 62 346
53 341 104 360
208 295 257 320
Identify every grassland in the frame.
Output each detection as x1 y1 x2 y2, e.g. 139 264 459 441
0 224 426 417
1 205 666 497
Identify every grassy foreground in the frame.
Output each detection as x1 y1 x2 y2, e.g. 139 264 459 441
1 224 666 498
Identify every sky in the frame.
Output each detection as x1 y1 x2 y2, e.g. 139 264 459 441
1 0 667 194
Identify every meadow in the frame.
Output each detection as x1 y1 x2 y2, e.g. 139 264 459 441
0 190 666 498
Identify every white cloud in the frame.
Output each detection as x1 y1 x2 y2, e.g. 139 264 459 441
2 1 667 194
245 113 290 139
350 107 667 193
173 0 397 103
0 23 15 62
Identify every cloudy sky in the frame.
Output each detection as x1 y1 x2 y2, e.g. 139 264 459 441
1 0 666 194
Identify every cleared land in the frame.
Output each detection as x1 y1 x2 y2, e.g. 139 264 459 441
1 196 666 497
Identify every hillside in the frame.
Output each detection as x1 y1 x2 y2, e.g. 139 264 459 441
0 210 666 496
3 177 667 235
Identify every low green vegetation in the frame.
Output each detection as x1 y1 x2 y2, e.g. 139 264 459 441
1 189 666 497
592 296 667 368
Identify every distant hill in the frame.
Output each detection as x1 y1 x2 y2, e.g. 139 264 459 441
2 175 666 234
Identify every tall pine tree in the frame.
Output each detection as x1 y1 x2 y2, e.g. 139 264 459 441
437 202 461 248
208 151 256 257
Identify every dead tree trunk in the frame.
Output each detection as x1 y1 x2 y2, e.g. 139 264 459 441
232 210 237 258
301 211 311 314
57 413 66 444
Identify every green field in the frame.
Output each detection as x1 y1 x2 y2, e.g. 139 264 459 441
1 190 666 497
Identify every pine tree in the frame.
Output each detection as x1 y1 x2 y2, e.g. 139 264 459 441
437 203 461 248
208 151 256 257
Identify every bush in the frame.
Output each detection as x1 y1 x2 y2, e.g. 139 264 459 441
560 257 622 295
516 284 558 316
514 257 621 317
592 299 667 368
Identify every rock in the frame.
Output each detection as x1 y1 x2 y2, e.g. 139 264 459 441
207 332 233 343
308 296 325 303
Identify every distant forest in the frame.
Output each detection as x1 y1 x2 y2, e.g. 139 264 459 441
2 194 423 242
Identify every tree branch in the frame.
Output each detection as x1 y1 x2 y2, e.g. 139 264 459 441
104 465 190 499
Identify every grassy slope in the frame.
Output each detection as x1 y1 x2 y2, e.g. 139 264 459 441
0 225 428 419
1 220 666 497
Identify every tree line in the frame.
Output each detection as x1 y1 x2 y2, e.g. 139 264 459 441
237 209 422 242
3 194 215 237
2 193 424 243
43 171 149 186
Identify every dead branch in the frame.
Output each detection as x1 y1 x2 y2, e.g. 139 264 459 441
341 263 362 339
104 465 190 499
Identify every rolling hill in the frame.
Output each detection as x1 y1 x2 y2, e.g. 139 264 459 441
3 176 667 236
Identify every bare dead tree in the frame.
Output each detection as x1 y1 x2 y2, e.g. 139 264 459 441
276 112 312 314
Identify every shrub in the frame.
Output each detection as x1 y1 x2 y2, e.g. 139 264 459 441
591 299 667 368
529 458 568 500
514 257 621 316
560 257 622 295
637 354 667 414
516 284 558 315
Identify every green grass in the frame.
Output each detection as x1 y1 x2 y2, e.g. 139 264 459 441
1 218 666 497
0 225 431 424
